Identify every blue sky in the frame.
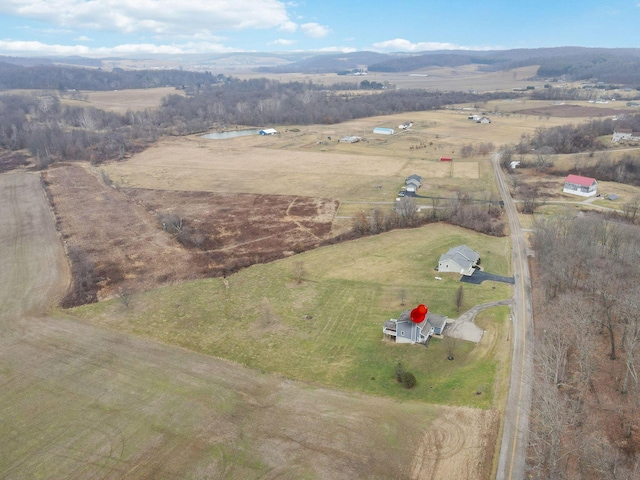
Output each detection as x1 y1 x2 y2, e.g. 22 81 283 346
0 0 639 56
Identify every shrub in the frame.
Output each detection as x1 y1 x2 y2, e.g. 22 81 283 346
401 371 417 389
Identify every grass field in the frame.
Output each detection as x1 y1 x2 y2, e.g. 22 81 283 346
65 223 512 409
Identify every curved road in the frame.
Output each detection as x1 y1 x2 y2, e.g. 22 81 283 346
493 154 535 480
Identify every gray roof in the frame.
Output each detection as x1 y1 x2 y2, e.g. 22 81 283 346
439 245 480 271
396 310 447 330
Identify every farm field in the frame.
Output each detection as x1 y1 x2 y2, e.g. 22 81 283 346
7 75 637 478
101 104 586 204
65 86 182 113
65 223 513 407
2 171 503 479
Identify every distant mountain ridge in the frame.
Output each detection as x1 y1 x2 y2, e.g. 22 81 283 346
3 46 640 87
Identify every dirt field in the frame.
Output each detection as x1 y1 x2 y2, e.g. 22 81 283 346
514 103 628 118
1 170 497 479
43 163 340 302
66 87 182 113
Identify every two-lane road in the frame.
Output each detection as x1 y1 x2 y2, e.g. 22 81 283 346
493 154 535 480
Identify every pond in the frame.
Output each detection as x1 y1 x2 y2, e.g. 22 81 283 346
201 129 261 140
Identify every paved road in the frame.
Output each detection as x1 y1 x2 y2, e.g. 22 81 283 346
493 154 535 480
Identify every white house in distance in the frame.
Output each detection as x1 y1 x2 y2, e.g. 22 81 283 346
373 127 394 135
563 174 598 197
437 245 480 276
382 310 448 344
612 129 640 142
259 128 278 135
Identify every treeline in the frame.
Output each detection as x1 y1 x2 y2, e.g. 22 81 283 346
351 195 505 238
156 78 518 132
528 214 640 478
0 62 222 91
536 54 640 86
526 112 640 154
0 78 518 167
0 93 157 167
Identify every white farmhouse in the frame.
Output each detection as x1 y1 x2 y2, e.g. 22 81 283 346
563 174 598 197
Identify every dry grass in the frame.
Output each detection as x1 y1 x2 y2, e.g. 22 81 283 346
65 87 182 113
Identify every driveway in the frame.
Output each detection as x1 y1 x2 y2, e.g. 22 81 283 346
445 299 513 343
460 269 515 285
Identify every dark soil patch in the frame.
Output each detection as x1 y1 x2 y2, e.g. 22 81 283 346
515 104 627 118
44 163 339 306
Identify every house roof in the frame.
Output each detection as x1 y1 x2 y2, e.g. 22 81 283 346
396 310 447 331
406 174 421 182
565 174 596 186
406 178 421 187
439 245 480 271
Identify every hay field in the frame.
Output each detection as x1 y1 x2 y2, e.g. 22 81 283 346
66 87 182 113
103 105 581 202
230 65 542 92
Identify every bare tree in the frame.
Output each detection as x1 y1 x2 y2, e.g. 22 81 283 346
454 285 464 313
292 260 306 284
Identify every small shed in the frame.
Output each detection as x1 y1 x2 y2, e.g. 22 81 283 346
477 116 491 124
373 127 394 135
339 136 360 143
563 174 598 197
440 156 452 162
259 128 278 135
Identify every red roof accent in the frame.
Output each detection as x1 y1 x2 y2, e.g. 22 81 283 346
440 157 452 161
565 174 596 186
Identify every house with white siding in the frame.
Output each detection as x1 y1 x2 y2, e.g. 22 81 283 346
563 174 598 197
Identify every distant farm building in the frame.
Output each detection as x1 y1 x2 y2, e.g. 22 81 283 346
373 127 394 135
440 156 452 162
259 128 278 135
563 174 598 197
398 122 413 130
612 129 640 142
477 116 491 124
468 114 481 121
437 245 480 276
339 136 361 143
383 310 448 344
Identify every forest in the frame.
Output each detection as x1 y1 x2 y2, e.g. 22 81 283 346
528 214 640 479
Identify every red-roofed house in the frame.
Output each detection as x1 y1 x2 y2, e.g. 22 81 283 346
563 174 598 197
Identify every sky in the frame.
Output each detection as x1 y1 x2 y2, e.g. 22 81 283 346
0 0 640 57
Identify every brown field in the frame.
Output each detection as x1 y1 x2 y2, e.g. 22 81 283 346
44 163 339 302
2 169 498 480
514 103 628 118
67 86 182 113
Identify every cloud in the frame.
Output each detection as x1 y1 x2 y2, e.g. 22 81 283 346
279 21 298 32
271 38 296 46
300 22 330 38
372 38 493 52
317 46 357 53
0 0 294 36
0 39 239 55
75 36 92 42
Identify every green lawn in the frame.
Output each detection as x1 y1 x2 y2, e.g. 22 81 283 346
65 223 512 408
